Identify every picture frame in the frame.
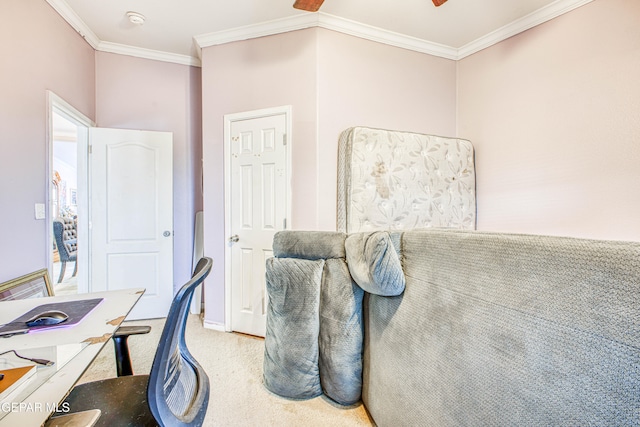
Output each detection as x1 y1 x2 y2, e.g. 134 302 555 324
0 269 54 301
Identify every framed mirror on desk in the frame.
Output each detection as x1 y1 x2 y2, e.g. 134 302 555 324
0 270 53 301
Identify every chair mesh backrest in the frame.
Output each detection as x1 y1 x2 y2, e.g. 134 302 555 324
147 257 212 426
164 347 198 416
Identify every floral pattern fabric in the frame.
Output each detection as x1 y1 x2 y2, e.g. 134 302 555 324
337 127 476 233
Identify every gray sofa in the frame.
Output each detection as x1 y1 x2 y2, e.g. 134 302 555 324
264 229 640 426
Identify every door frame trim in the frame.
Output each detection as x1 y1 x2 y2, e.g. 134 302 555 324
223 105 292 332
46 91 95 294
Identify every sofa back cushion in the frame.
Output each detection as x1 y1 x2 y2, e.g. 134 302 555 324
363 229 640 426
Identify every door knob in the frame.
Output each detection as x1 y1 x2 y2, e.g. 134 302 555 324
229 234 239 243
163 231 171 237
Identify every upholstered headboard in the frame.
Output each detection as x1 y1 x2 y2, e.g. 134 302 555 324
337 127 476 233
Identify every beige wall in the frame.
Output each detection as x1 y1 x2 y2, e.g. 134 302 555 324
458 0 640 241
0 1 201 287
317 28 457 229
201 29 319 325
204 2 640 323
0 0 95 282
5 0 638 321
201 28 457 325
95 52 202 288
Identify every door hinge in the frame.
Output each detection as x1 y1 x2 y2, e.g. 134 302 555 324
88 145 92 154
283 218 287 229
283 134 287 146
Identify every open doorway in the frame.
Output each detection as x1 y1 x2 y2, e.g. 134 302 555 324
47 92 94 296
51 112 79 293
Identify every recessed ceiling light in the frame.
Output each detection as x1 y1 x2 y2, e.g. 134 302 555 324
126 11 146 25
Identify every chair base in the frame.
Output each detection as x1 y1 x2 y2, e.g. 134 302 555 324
63 375 157 427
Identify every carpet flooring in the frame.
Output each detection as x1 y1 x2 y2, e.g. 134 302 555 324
79 315 375 426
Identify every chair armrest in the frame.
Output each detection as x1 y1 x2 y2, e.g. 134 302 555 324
113 325 151 338
111 325 151 376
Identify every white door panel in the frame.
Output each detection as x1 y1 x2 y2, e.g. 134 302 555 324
229 111 289 337
90 128 173 320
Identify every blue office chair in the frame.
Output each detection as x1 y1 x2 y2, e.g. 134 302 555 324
54 257 213 427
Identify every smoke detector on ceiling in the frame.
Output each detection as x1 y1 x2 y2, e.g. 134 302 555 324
126 11 146 25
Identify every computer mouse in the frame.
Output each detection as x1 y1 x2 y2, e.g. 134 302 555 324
25 310 69 327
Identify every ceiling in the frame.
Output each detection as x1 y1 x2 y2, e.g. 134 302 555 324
49 0 591 65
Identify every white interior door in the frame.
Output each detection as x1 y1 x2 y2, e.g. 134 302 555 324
227 109 290 337
89 128 173 320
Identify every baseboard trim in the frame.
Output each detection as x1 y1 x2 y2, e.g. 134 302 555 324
203 320 227 332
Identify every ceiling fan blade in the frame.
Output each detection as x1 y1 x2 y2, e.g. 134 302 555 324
432 0 448 6
293 0 325 12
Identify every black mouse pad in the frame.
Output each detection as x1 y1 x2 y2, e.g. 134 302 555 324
0 298 104 336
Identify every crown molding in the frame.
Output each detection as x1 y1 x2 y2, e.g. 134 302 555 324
97 42 201 67
194 12 457 60
194 13 318 48
49 0 594 65
457 0 594 59
318 13 458 60
46 0 201 67
45 0 100 49
195 0 594 61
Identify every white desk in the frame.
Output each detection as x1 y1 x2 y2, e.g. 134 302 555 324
0 288 144 426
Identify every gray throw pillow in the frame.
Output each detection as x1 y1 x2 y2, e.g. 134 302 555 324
345 231 405 296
